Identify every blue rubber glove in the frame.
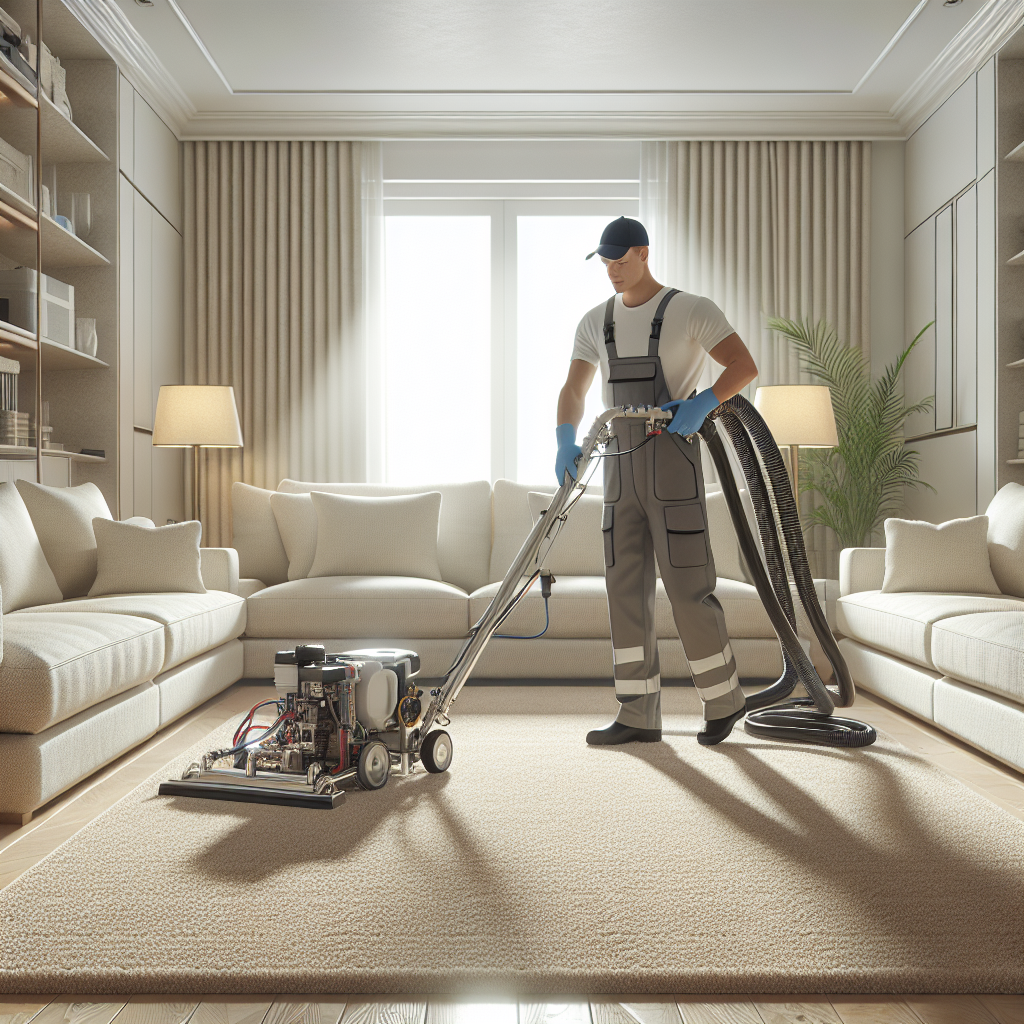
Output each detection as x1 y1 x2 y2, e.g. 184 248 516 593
555 422 583 484
663 388 720 437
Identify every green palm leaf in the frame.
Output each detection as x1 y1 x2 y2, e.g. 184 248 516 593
765 317 935 549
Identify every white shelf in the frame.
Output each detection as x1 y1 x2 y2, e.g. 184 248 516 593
1007 459 1024 465
1006 138 1024 162
1007 249 1024 266
0 200 108 271
0 322 107 370
1007 358 1024 368
0 93 108 164
0 445 105 462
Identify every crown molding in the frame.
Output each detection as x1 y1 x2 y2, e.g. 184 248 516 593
179 108 904 142
893 0 1024 137
61 0 195 136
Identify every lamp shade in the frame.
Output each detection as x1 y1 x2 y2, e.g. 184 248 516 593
753 385 838 447
152 385 243 447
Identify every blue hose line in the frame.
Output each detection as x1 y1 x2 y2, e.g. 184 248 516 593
496 597 550 640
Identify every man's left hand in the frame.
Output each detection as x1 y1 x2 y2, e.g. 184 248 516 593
662 388 721 437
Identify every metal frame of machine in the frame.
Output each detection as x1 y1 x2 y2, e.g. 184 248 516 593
160 400 874 810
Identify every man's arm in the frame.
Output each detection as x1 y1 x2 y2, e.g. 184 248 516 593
708 333 757 402
556 359 597 429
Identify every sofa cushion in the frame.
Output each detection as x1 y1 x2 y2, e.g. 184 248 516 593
278 479 492 594
309 491 443 581
24 591 246 673
490 479 750 586
468 575 782 641
882 516 1000 595
270 492 319 580
231 481 290 586
0 482 63 613
0 612 165 734
527 491 605 577
15 479 112 598
986 482 1024 598
930 612 1024 705
245 576 470 639
836 590 1024 669
89 520 206 597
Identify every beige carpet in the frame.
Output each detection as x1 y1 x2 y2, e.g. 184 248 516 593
0 686 1021 996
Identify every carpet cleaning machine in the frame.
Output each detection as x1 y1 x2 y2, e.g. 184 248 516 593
159 397 876 810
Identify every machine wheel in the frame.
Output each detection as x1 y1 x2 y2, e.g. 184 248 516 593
357 740 391 791
420 729 453 773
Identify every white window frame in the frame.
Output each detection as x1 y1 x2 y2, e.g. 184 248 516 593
383 197 638 481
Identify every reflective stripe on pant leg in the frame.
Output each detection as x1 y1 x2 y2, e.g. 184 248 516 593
605 418 660 722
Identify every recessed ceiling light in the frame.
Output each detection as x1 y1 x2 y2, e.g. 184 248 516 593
134 0 154 6
943 0 963 6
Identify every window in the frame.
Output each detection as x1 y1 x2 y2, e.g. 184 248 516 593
383 199 638 484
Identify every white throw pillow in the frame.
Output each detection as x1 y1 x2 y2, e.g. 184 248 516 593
881 516 1001 595
15 479 112 598
270 492 318 581
232 481 290 585
986 482 1024 598
527 491 605 577
89 519 206 596
0 482 63 612
307 490 443 581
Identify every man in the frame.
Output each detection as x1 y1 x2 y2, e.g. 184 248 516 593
556 216 757 746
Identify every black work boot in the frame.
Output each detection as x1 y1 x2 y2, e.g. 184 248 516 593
586 721 662 745
697 703 747 746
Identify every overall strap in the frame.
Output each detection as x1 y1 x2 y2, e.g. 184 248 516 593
602 296 618 359
648 288 680 357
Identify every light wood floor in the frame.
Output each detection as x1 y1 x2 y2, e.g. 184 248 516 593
1 683 1022 1021
0 993 1020 1024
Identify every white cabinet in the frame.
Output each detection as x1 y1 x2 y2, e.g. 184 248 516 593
904 218 935 438
977 170 996 509
121 185 184 524
905 75 977 234
955 185 977 427
934 205 954 432
132 95 182 233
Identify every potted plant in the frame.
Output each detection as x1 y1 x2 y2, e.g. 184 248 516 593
765 317 934 549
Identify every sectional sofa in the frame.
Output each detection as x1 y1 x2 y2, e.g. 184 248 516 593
0 472 840 824
837 482 1024 773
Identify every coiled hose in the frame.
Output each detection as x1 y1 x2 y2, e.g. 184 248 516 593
700 395 876 747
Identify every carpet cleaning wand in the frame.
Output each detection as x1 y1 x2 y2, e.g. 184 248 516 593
423 400 875 749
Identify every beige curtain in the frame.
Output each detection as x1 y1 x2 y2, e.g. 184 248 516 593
184 140 384 547
640 140 872 576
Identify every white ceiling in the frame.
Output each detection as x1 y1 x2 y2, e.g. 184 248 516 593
104 0 1017 138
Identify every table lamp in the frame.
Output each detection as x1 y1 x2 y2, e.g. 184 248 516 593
753 385 838 514
152 385 243 529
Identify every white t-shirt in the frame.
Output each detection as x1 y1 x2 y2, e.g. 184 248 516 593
571 287 735 407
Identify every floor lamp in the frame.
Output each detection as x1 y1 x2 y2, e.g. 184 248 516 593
152 385 243 539
752 385 838 521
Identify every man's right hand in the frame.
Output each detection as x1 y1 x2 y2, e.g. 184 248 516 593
555 422 583 485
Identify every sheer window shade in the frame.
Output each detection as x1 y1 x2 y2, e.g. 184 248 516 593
183 141 384 547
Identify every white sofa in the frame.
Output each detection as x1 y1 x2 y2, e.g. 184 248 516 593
232 477 839 683
0 485 247 823
837 483 1024 773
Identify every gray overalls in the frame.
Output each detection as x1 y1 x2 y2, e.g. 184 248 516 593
601 290 745 727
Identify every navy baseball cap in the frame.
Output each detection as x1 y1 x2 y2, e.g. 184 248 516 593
586 216 649 260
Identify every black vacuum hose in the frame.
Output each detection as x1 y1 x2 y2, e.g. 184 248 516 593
699 396 876 748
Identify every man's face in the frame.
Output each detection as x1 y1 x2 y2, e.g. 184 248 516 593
601 246 648 292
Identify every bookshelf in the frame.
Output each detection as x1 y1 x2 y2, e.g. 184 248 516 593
0 0 115 496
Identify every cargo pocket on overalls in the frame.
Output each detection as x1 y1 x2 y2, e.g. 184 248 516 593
602 504 614 568
664 503 709 568
603 434 621 503
653 433 698 502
